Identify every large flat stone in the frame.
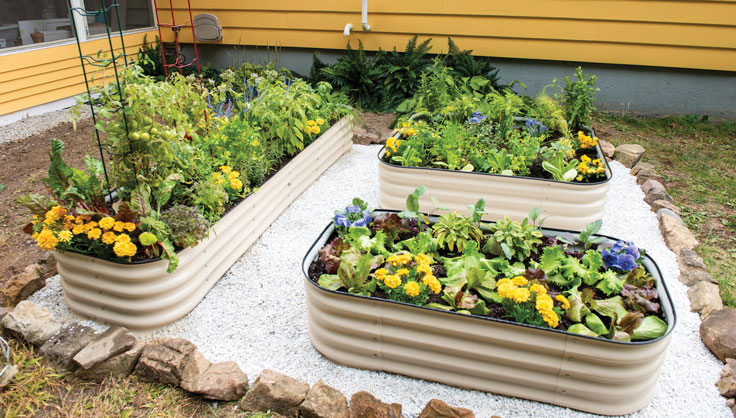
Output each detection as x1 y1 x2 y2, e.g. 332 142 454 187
134 338 200 386
77 339 146 382
642 179 674 205
348 391 402 418
613 144 645 168
241 369 309 417
418 398 475 418
73 326 137 370
300 379 348 418
598 139 615 159
679 269 718 287
2 265 45 307
717 359 736 398
700 308 736 362
181 361 248 401
660 214 699 254
1 301 60 346
688 281 724 319
650 199 681 215
680 248 706 270
39 323 99 372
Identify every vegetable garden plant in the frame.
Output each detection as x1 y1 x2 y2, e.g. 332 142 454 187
20 63 351 272
309 187 669 342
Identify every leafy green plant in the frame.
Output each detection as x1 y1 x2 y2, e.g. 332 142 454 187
374 35 433 112
557 66 599 130
320 40 381 110
482 214 544 261
442 37 504 91
542 151 578 181
432 211 484 253
318 252 381 295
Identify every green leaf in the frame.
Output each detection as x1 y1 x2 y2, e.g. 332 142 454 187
567 324 599 337
596 270 625 296
500 242 513 260
139 232 158 246
539 246 565 274
14 194 57 216
585 313 607 336
318 274 342 291
130 183 152 217
590 296 629 324
159 239 179 273
630 316 668 340
0 184 5 193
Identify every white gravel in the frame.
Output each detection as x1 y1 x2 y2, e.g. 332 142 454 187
29 145 730 417
0 106 90 146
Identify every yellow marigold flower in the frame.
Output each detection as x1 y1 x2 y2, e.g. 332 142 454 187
307 120 316 127
415 253 431 266
399 253 413 264
230 179 243 190
113 241 137 257
530 284 547 295
384 275 401 289
416 264 433 276
45 206 67 223
581 155 591 163
58 230 73 243
512 287 531 303
75 217 84 225
87 228 102 240
83 221 98 232
219 165 232 174
536 294 554 312
428 280 441 294
32 215 40 224
396 268 410 277
555 294 571 310
115 233 131 243
316 118 324 125
512 276 528 286
228 170 240 180
406 127 415 136
404 281 420 297
309 125 320 134
113 221 125 232
542 310 559 328
497 279 515 299
32 232 39 240
402 122 408 128
576 175 583 182
101 231 116 245
387 255 406 267
36 228 58 251
72 224 85 235
99 216 115 230
124 222 136 232
374 268 388 281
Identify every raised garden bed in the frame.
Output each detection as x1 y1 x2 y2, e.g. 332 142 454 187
378 142 611 231
55 117 353 331
301 209 676 416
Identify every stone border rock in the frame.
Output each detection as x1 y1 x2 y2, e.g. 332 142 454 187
614 144 736 417
0 300 483 418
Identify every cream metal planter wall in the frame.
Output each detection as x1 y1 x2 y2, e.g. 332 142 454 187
302 216 676 416
54 117 353 331
378 144 612 231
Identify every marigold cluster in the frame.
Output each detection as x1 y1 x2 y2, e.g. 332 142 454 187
497 277 562 328
306 119 322 134
578 131 599 149
378 252 441 296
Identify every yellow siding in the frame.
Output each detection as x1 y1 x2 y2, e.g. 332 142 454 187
0 31 157 115
159 0 736 72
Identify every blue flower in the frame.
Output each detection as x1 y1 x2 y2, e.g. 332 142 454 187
617 254 638 272
525 119 548 136
334 213 350 228
345 205 362 214
361 209 372 223
625 245 640 260
352 218 368 228
611 240 626 253
601 249 618 267
468 111 487 124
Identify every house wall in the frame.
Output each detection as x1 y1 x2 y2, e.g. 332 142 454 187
159 0 736 72
0 30 156 117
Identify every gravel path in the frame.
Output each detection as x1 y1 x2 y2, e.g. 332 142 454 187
30 144 730 417
0 107 90 146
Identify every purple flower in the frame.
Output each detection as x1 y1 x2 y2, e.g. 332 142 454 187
361 209 372 224
625 245 640 260
611 240 626 253
525 119 548 136
617 254 638 272
334 213 350 228
468 111 487 124
345 205 362 214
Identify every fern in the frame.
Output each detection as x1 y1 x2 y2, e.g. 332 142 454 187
374 35 433 112
443 37 504 92
320 40 381 110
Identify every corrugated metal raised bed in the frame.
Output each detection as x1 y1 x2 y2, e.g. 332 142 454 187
55 117 353 331
378 143 612 231
301 212 676 416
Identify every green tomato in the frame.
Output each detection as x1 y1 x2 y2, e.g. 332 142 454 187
150 127 159 135
130 132 141 140
140 132 150 141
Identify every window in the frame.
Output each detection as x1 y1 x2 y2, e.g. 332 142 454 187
0 0 154 52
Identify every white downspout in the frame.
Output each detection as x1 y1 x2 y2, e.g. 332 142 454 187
361 0 371 31
343 23 353 35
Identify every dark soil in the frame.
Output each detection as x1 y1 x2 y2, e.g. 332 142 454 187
0 118 97 284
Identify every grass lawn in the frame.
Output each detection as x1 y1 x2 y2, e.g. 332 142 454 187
594 113 736 307
0 339 269 418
